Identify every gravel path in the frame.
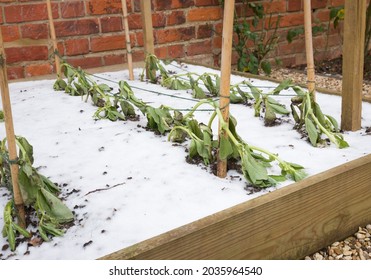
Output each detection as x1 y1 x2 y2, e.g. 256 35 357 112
268 68 371 99
305 224 371 260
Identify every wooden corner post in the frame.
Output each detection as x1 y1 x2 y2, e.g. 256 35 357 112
140 0 155 79
303 0 316 100
0 30 26 228
217 0 235 178
341 0 367 131
46 0 61 77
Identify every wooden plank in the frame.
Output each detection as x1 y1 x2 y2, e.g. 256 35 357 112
140 0 155 79
217 0 235 178
0 30 26 228
341 0 367 131
303 0 316 100
100 154 371 260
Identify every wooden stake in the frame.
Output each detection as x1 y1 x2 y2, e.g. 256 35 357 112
140 0 155 79
303 0 316 100
121 0 134 80
0 31 26 228
46 0 61 77
341 0 367 131
217 0 235 178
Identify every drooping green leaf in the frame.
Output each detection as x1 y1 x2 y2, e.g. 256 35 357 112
16 136 34 164
268 102 290 115
271 79 293 95
38 188 74 223
120 100 136 117
305 117 318 146
219 136 233 160
325 114 340 132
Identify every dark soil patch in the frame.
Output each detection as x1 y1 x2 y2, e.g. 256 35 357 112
290 55 371 82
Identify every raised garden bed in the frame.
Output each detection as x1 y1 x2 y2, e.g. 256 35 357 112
0 62 370 260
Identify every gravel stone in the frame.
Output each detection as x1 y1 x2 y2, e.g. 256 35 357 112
305 224 371 260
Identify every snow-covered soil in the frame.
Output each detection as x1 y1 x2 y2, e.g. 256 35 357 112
0 63 370 259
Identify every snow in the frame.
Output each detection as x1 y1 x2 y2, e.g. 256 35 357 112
0 63 370 260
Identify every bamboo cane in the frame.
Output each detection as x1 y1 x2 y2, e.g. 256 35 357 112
217 0 235 178
121 0 134 80
46 0 61 77
0 31 26 228
303 0 316 101
140 0 155 79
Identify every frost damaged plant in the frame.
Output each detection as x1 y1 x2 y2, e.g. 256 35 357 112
290 87 349 148
168 100 307 188
0 136 74 251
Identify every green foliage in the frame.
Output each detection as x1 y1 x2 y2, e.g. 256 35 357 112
169 100 307 188
0 136 74 251
290 86 349 148
226 0 281 75
329 6 344 29
0 110 4 122
286 23 326 43
143 55 349 148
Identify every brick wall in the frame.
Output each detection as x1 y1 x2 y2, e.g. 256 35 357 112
0 0 347 79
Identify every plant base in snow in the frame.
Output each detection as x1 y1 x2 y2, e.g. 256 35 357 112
0 137 74 251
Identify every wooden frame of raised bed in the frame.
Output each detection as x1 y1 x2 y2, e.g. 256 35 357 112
100 154 371 260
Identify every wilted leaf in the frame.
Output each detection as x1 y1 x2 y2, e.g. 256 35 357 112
305 117 318 146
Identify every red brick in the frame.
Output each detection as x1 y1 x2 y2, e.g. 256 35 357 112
65 38 90 55
330 0 344 6
132 50 145 62
128 14 142 30
101 16 122 33
0 7 3 24
153 0 194 10
311 0 327 9
25 63 53 77
278 55 296 67
152 12 166 28
4 3 58 23
278 40 305 56
155 46 168 59
288 0 302 12
194 0 219 6
134 32 144 47
7 66 24 80
20 23 48 40
155 27 195 44
61 1 85 18
280 13 304 27
168 44 184 58
187 7 222 22
86 0 123 15
67 56 103 69
315 10 331 22
104 54 126 65
197 24 213 39
1 25 20 42
167 11 186 26
5 46 49 63
186 40 212 56
55 19 99 37
91 35 126 52
263 1 286 13
212 35 222 49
